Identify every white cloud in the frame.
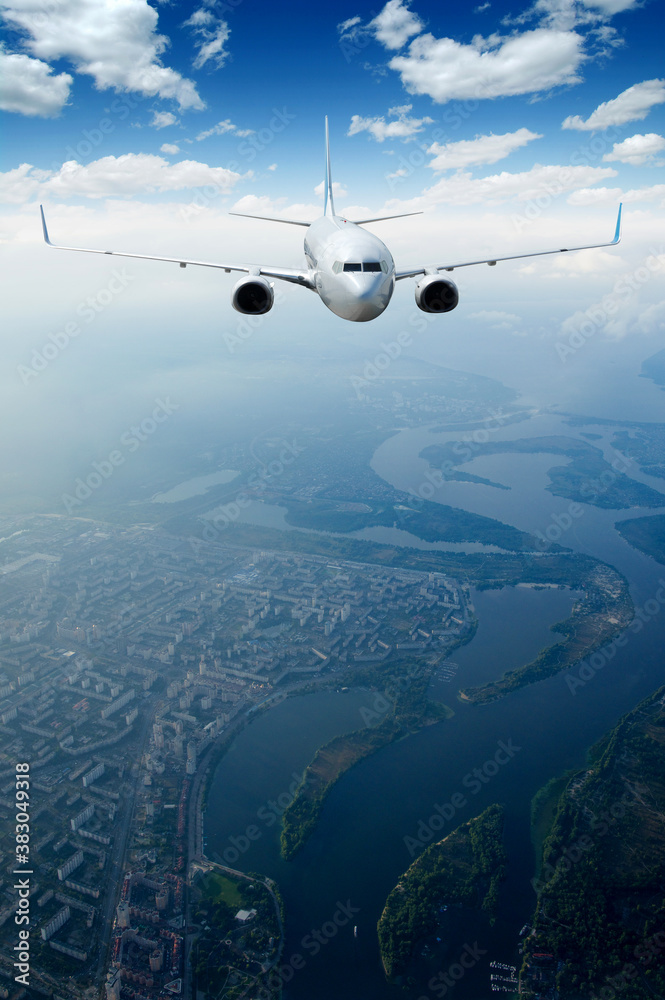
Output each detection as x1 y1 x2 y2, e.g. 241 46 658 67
507 0 639 31
603 133 665 166
151 111 178 130
582 0 639 13
196 120 254 141
568 184 665 206
314 180 348 199
160 143 180 155
427 129 543 171
337 1 422 53
561 294 665 342
267 163 277 171
380 162 617 212
338 15 362 33
348 105 433 142
562 78 665 130
469 309 523 331
183 7 230 70
0 154 248 203
389 28 585 103
1 0 204 111
370 0 424 49
0 45 72 117
230 194 320 220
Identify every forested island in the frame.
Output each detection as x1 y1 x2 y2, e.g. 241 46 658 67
280 663 454 860
377 804 506 981
522 686 665 998
616 513 665 565
281 493 531 550
421 434 665 509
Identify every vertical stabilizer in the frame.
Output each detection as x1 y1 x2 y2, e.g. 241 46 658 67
324 116 335 218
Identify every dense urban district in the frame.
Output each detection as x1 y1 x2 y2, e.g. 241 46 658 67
1 354 664 999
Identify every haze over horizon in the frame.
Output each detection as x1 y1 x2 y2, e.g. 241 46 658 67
2 0 664 501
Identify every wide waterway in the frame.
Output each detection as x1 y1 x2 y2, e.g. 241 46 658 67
205 405 665 999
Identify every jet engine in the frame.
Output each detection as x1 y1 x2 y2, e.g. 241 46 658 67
232 275 274 315
414 275 459 313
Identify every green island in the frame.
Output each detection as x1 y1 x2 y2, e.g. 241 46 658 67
280 663 454 860
280 493 537 550
615 513 665 565
612 423 665 481
421 435 665 509
377 804 507 981
444 469 511 490
521 685 665 998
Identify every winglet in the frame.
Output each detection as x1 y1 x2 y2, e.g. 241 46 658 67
324 116 335 218
40 204 53 246
612 203 622 245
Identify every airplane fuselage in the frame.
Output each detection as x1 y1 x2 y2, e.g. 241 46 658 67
304 215 395 322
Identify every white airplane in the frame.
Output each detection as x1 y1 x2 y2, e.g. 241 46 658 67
40 118 622 324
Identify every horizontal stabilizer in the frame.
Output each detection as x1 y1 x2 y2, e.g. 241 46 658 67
228 212 312 227
350 211 423 225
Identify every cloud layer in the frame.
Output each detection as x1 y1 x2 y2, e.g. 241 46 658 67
1 0 205 111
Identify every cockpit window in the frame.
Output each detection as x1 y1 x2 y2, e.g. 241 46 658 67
339 262 385 273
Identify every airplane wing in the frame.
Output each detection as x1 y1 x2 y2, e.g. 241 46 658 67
395 204 622 280
39 206 314 287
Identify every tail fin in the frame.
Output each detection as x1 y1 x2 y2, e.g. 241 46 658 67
324 116 335 218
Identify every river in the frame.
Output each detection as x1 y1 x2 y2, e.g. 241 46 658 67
204 404 665 999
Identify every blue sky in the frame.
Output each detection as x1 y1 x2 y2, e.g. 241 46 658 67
2 0 664 213
1 0 665 497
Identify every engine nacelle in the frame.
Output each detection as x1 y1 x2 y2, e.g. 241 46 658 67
232 275 274 315
415 275 459 313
